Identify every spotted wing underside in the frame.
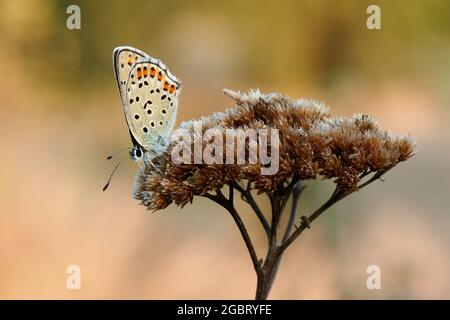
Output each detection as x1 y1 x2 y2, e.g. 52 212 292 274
113 47 150 103
124 60 181 151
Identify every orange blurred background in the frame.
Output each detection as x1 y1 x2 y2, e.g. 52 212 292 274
0 0 449 299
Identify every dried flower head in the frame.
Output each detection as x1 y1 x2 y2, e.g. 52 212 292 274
134 89 415 211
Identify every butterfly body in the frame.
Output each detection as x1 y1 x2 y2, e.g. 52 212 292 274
112 46 181 164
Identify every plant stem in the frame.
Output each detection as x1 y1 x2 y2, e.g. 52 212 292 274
205 170 387 300
264 181 305 295
278 169 390 255
204 189 261 274
233 181 270 237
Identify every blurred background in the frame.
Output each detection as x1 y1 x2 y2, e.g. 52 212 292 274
0 0 449 299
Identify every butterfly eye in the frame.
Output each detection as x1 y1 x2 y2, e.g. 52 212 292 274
135 148 142 158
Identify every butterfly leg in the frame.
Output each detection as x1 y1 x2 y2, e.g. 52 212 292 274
147 157 163 174
143 150 164 174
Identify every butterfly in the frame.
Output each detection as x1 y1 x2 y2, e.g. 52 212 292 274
103 46 181 191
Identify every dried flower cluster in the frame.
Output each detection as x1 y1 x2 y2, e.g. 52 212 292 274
134 89 415 210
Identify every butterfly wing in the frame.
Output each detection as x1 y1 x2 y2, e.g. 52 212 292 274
113 46 149 103
124 58 181 153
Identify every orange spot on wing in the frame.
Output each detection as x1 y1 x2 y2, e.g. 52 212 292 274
157 71 163 81
169 84 175 94
163 81 170 91
150 67 156 78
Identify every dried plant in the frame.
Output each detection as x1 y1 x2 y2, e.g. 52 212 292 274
133 89 416 299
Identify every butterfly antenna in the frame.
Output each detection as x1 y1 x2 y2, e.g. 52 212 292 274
102 152 129 191
106 147 132 160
